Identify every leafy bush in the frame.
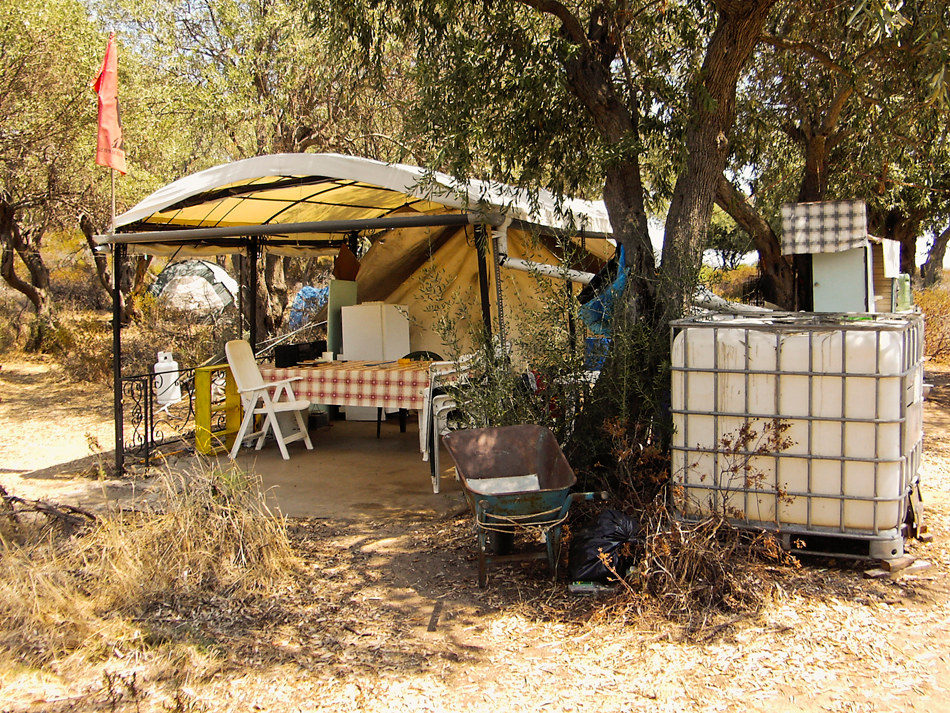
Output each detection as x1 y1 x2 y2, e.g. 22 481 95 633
707 264 759 302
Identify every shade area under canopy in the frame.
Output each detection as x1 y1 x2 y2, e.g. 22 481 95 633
98 153 616 473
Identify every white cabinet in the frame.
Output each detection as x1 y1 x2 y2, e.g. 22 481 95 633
341 303 410 420
342 302 410 360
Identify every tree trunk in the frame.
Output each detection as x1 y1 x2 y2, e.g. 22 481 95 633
798 131 829 203
0 192 54 350
256 253 290 338
795 86 851 204
921 224 950 287
79 214 151 324
871 208 920 280
562 47 653 318
661 0 778 319
715 175 796 308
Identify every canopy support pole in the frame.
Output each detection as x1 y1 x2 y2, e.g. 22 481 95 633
95 213 502 247
248 238 259 351
475 225 493 341
112 244 125 475
490 219 510 351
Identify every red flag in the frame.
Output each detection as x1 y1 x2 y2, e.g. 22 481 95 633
92 33 127 174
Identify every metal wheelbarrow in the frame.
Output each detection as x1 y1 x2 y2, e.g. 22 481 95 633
442 424 605 587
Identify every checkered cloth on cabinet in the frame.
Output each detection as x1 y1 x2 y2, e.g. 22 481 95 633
780 200 868 255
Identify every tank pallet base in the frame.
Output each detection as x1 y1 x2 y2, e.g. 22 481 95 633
777 529 906 561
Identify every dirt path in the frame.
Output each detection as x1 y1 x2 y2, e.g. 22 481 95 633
0 359 127 510
1 358 949 712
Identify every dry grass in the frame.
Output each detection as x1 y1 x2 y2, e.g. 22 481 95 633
0 463 297 672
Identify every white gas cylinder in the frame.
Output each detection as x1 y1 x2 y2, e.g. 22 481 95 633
154 351 182 406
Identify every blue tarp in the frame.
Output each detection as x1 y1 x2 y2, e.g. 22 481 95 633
579 246 626 336
288 285 329 329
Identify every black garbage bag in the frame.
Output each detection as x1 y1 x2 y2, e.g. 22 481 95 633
568 509 642 583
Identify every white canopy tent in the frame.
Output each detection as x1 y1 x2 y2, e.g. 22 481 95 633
96 153 616 471
103 153 613 252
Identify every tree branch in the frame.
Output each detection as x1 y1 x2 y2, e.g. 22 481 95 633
821 83 854 134
516 0 588 47
761 34 845 74
0 194 42 309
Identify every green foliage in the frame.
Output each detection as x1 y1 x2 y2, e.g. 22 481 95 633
729 0 950 253
419 252 596 445
706 264 759 302
705 208 754 271
566 302 675 493
316 0 714 207
97 0 414 164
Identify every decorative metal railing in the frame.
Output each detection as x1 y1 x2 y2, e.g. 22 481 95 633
120 367 197 469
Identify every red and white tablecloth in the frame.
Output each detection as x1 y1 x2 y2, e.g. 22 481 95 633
259 360 431 411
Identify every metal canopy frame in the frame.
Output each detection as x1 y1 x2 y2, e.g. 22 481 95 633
103 212 507 475
99 154 615 474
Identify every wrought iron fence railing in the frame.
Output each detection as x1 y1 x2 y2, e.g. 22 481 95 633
121 366 197 469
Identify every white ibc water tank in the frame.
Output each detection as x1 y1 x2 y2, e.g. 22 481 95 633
154 351 182 406
670 313 924 559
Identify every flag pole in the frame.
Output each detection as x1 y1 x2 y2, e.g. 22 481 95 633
110 168 116 233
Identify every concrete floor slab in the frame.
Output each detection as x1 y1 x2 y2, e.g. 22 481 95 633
227 416 468 521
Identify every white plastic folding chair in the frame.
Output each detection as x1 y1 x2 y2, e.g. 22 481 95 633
430 393 464 492
420 354 474 493
225 339 313 460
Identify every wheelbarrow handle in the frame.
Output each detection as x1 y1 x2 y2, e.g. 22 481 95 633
571 491 609 503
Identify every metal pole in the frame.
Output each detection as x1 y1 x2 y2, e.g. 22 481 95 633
95 212 501 246
112 243 124 474
110 169 116 232
249 237 259 351
475 225 493 341
567 278 577 355
490 223 507 350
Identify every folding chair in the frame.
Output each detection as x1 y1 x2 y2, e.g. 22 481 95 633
225 339 313 460
420 354 474 493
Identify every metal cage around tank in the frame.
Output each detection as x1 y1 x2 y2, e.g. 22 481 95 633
669 312 925 560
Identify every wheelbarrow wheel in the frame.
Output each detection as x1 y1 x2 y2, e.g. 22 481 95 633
486 529 514 555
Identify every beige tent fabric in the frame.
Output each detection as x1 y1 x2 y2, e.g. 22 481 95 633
358 223 590 357
100 154 615 352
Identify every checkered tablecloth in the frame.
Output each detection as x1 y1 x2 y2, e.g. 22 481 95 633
781 200 867 255
259 360 431 410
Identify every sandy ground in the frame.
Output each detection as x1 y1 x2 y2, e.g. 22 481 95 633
1 358 949 713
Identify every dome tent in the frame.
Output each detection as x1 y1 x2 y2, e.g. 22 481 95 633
150 259 238 314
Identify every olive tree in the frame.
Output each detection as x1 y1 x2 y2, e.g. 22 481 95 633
0 0 104 349
98 0 418 334
317 0 778 451
719 0 950 302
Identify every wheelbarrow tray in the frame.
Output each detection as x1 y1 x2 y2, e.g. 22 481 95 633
442 425 578 586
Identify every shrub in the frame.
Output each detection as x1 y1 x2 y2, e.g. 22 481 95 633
708 264 759 302
50 263 110 311
0 289 29 352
